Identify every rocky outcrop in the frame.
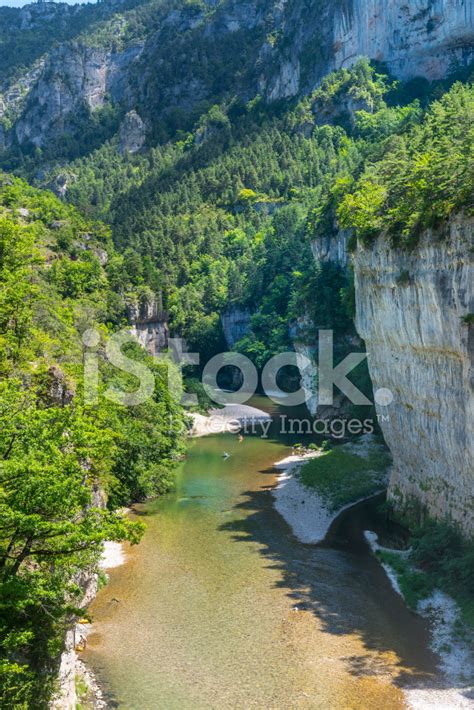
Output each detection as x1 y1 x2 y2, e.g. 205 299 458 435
127 292 169 356
333 0 474 80
119 110 146 154
45 365 75 406
52 573 99 710
352 216 474 534
18 2 75 31
311 215 473 534
12 41 143 148
265 57 301 101
311 227 351 269
15 44 107 147
260 0 474 100
50 479 107 709
221 307 252 348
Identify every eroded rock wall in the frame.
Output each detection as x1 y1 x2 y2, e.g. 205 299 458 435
352 216 474 533
333 0 474 80
12 41 143 148
127 293 169 356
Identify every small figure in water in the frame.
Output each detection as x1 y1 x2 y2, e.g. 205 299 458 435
76 635 87 652
238 434 244 443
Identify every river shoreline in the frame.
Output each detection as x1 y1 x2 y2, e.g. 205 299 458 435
52 543 129 708
60 407 273 707
189 403 272 437
66 421 471 709
365 532 474 710
270 449 473 709
271 437 388 545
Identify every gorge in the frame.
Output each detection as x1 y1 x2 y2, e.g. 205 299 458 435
0 0 473 707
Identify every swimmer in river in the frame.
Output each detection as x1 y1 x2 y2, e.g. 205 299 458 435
238 434 244 443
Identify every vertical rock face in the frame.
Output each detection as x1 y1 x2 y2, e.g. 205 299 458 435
311 228 350 269
119 110 146 154
127 294 169 357
12 41 143 148
352 216 474 534
15 44 108 147
333 0 474 80
221 307 252 348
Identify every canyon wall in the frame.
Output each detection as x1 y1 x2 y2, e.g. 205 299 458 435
12 41 143 148
350 216 473 533
333 0 474 80
3 0 474 150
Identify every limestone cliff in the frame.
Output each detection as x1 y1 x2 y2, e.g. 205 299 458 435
333 0 474 80
352 216 473 534
12 41 143 148
127 292 169 356
313 217 473 534
2 0 473 153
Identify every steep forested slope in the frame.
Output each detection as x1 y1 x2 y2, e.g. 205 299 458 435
44 63 473 364
0 175 185 706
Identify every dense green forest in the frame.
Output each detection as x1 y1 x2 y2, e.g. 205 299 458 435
0 176 186 706
40 62 473 365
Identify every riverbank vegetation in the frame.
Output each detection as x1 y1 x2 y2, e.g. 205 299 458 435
0 176 185 706
377 519 474 629
299 437 391 512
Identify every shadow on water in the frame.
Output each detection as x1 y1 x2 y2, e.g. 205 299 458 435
218 461 463 697
85 397 471 706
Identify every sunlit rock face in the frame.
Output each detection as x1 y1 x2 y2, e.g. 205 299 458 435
4 0 474 149
310 215 473 534
127 294 169 356
119 110 146 154
12 42 143 148
352 216 474 534
333 0 474 80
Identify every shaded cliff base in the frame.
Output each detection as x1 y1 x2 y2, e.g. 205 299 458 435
365 532 474 710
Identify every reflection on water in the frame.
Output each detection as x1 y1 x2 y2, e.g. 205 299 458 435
84 400 439 709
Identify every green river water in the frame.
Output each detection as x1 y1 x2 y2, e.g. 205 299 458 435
84 399 439 709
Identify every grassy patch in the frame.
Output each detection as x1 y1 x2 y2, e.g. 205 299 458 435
377 550 434 609
375 518 474 629
299 439 391 511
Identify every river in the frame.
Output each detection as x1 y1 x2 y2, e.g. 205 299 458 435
84 399 439 708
